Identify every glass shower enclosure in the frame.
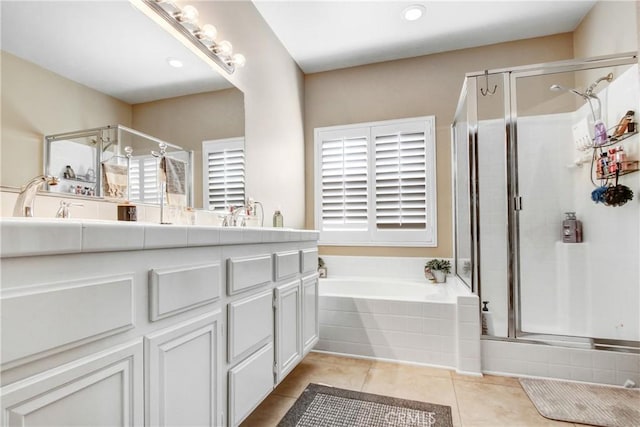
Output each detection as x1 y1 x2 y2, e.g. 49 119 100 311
452 52 639 351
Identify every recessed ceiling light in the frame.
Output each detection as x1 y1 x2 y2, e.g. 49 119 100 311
403 4 425 21
167 58 183 68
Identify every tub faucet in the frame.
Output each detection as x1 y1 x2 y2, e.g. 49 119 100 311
13 175 59 217
230 205 247 227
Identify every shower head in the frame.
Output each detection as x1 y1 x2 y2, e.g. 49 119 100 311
585 73 613 96
549 84 587 99
550 83 602 121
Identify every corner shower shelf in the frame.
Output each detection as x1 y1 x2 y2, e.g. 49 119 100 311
594 129 638 149
596 160 639 180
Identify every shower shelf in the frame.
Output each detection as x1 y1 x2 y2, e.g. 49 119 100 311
596 160 639 179
594 129 638 149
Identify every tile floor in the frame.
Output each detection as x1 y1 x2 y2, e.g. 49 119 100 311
241 352 579 427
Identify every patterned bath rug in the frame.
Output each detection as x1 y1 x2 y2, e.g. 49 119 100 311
519 377 640 427
278 383 453 427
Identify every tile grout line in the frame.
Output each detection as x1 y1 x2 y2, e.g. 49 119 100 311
450 376 465 427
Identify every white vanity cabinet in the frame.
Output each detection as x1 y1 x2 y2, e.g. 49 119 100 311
226 290 275 427
146 311 223 427
301 274 320 354
0 220 319 427
1 340 144 426
274 279 302 383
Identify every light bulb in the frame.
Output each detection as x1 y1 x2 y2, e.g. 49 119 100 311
200 24 217 41
402 5 425 21
215 40 232 56
176 5 198 24
167 57 183 68
231 53 246 68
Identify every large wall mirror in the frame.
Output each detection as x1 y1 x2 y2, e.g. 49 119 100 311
1 0 245 209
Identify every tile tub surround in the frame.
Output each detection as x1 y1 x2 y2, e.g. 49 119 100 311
316 276 481 374
318 255 452 281
482 339 640 388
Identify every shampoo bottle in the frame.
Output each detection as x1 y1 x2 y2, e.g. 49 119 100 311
273 210 283 228
481 301 493 335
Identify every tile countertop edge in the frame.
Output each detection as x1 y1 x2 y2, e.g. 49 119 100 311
0 218 319 258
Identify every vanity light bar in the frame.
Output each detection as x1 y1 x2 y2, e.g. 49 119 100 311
142 0 245 74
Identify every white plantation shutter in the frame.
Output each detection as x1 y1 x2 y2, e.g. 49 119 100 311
373 123 428 229
319 128 368 230
129 156 160 204
314 117 436 246
202 138 245 211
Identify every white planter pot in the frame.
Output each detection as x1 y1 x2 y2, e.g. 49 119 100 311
432 270 446 283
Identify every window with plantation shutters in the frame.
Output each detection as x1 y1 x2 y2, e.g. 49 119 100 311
373 122 428 230
129 155 160 204
320 128 369 230
202 138 245 211
315 117 436 247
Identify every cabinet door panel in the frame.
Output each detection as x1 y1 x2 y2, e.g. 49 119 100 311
228 343 274 427
227 290 273 364
145 311 222 427
302 274 320 355
1 340 143 427
275 280 301 383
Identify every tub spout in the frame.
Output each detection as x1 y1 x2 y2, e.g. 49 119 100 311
13 175 59 217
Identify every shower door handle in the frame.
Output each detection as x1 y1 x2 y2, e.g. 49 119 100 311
514 196 523 211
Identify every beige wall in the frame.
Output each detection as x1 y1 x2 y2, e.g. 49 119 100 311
305 33 574 258
0 51 132 188
574 0 638 58
573 0 638 91
132 88 244 209
193 1 306 228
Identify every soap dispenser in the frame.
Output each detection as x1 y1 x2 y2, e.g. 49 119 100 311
562 212 583 243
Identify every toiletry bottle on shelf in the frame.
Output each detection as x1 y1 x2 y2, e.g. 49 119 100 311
612 110 635 138
481 301 493 335
615 146 627 164
594 120 608 145
273 209 284 228
562 212 582 243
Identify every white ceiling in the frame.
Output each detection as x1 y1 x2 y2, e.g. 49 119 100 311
1 1 597 103
253 0 597 74
1 1 232 104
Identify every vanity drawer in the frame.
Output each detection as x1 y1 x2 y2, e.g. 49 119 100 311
149 263 221 321
228 343 274 427
227 254 272 295
300 248 318 274
274 251 300 281
1 275 135 366
227 290 273 364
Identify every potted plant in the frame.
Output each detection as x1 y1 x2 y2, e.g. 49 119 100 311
318 257 327 278
424 259 451 283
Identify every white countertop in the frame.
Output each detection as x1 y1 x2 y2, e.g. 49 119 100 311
0 218 319 258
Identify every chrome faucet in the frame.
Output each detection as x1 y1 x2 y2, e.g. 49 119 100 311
55 200 83 219
231 206 247 227
13 175 59 217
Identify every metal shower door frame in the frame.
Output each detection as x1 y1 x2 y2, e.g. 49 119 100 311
504 52 638 350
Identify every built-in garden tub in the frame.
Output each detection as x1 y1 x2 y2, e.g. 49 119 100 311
316 275 481 374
